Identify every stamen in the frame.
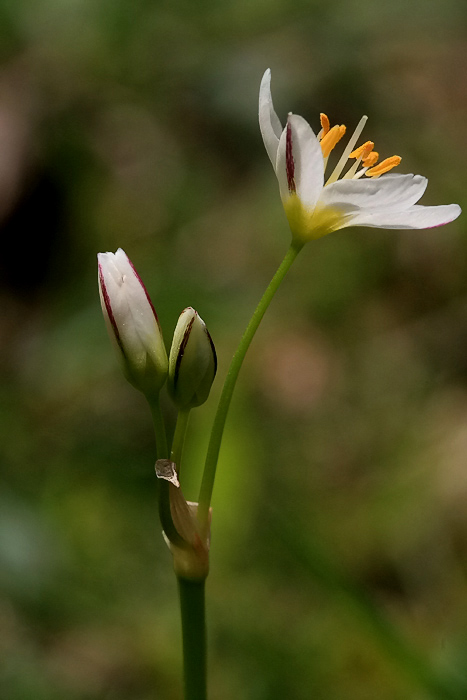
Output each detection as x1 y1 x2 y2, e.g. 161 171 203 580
365 155 401 178
319 113 330 139
362 151 378 167
343 141 375 180
342 161 360 180
286 120 296 193
349 141 374 159
326 115 368 185
320 124 346 158
353 168 368 179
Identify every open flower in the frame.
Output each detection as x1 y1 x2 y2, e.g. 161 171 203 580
98 248 168 397
259 69 461 242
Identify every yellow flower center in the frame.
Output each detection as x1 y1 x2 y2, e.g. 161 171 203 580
284 194 347 242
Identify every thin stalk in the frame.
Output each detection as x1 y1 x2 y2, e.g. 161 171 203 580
178 577 207 700
197 240 303 530
171 408 191 475
148 394 169 460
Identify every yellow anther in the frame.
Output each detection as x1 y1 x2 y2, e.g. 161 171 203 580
365 155 401 178
362 151 379 167
349 141 374 159
320 124 346 158
319 113 330 138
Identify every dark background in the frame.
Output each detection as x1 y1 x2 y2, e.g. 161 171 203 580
1 0 467 698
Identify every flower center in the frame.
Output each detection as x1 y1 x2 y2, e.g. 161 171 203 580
284 194 347 242
318 113 401 184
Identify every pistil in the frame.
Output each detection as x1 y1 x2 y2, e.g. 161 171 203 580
326 115 368 185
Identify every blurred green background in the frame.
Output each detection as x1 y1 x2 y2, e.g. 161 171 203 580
1 0 467 698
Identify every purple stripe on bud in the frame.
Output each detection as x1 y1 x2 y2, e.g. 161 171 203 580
286 121 296 194
98 261 124 353
205 327 217 376
173 313 195 388
126 254 160 324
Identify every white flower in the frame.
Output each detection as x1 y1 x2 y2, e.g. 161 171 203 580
98 248 168 396
259 69 461 242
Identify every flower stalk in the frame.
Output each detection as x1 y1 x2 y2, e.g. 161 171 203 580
197 239 304 532
171 408 191 477
148 395 169 461
178 577 207 700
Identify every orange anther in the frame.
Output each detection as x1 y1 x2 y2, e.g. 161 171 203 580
319 113 330 138
349 141 374 159
365 155 401 178
362 151 379 167
320 124 346 158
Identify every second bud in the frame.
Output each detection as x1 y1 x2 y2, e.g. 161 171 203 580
168 308 217 410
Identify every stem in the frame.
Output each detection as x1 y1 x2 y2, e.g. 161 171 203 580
171 408 191 475
148 394 169 460
197 240 303 529
178 577 207 700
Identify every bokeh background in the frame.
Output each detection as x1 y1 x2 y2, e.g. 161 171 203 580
1 0 467 698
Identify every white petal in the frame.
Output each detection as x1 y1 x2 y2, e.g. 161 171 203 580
259 69 283 168
338 203 461 230
274 126 290 204
319 173 428 213
98 249 159 359
275 114 324 209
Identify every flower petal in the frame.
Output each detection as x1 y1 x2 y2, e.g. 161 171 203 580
259 69 283 168
338 203 461 230
319 173 428 212
99 249 160 359
275 114 324 209
274 126 290 204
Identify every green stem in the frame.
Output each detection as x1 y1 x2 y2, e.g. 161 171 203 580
171 408 191 475
197 240 303 529
178 577 207 700
148 394 169 460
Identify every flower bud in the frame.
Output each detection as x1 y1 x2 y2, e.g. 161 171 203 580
98 248 168 397
168 307 217 409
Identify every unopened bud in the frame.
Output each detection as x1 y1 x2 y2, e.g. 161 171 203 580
168 307 217 409
98 248 168 397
